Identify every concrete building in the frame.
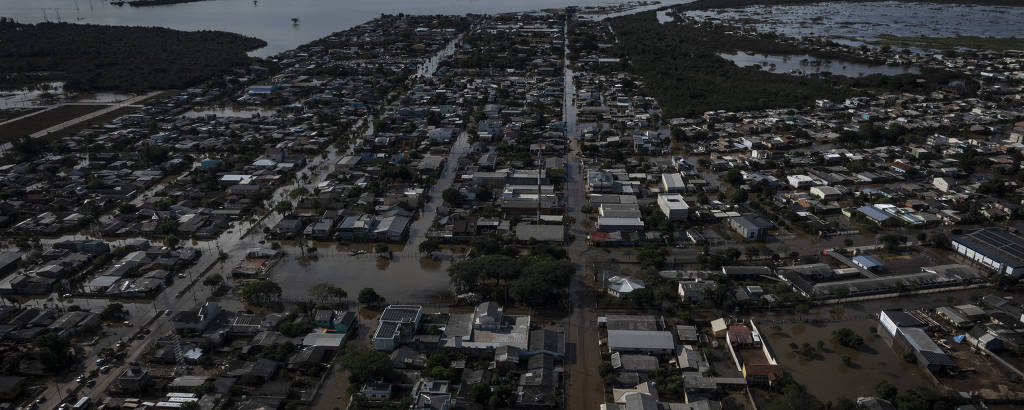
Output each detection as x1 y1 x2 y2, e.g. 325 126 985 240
728 214 772 241
657 194 689 221
809 186 841 201
661 173 686 193
597 217 645 233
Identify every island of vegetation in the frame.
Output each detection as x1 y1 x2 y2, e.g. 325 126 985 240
0 18 266 91
604 11 968 117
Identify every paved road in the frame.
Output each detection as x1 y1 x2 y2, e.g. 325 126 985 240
29 92 160 138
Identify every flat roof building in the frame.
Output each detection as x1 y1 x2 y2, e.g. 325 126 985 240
953 228 1024 277
657 194 689 222
607 330 675 354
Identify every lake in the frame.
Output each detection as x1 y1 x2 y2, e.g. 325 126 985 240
719 51 920 77
1 0 691 57
687 1 1024 49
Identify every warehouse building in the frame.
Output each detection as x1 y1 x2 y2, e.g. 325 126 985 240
952 228 1024 277
895 326 956 373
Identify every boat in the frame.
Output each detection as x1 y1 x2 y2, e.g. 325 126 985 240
350 250 366 256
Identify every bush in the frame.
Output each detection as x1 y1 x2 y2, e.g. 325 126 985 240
832 328 865 349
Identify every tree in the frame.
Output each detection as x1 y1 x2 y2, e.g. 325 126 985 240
202 274 224 288
338 345 392 385
419 239 441 256
101 303 128 321
358 288 385 307
879 234 901 253
278 321 313 337
308 283 347 307
442 188 462 206
475 186 493 202
744 246 760 261
723 168 743 187
637 244 668 270
470 383 491 404
32 333 76 372
928 232 950 250
240 280 282 306
163 234 180 249
875 380 898 402
274 200 293 214
832 328 864 349
759 375 826 410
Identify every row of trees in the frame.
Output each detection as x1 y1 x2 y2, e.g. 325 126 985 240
448 254 575 307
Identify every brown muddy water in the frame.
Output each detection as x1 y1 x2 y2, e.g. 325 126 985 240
753 288 1001 402
269 241 454 305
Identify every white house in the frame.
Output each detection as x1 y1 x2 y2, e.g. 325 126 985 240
606 275 645 298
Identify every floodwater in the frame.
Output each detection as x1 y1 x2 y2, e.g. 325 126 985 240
270 242 455 304
687 1 1024 48
0 81 136 108
1 0 693 58
719 51 920 77
754 288 995 401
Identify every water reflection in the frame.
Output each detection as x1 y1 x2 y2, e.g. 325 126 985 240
1 0 695 58
270 242 453 304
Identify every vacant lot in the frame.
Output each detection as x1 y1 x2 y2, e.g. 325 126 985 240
0 104 106 142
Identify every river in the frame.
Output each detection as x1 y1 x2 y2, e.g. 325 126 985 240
1 0 691 57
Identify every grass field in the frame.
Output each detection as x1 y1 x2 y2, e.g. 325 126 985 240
0 104 107 143
872 34 1024 52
